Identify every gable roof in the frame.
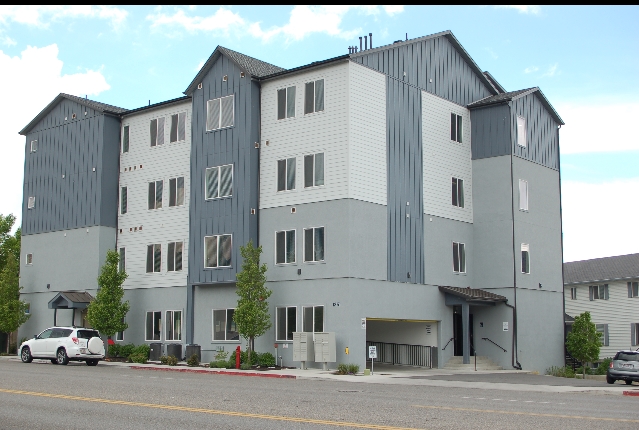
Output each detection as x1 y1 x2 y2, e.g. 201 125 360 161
467 87 565 125
20 93 127 135
185 46 285 95
483 71 506 94
122 96 191 117
564 253 639 285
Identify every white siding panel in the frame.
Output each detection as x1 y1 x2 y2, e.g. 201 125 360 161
118 101 191 289
348 62 386 206
260 62 350 208
422 91 473 223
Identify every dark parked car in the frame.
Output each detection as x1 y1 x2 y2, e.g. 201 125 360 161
607 350 639 385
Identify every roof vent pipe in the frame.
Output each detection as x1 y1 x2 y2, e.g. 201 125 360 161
369 33 372 49
359 37 362 52
364 35 367 50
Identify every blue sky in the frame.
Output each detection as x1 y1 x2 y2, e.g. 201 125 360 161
1 5 637 261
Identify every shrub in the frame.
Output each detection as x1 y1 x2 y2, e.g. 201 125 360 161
214 350 229 361
227 350 249 368
347 364 360 374
119 343 136 358
259 352 276 367
595 358 612 375
209 360 228 369
337 364 349 375
187 354 200 367
159 355 169 365
575 366 593 376
129 353 148 364
9 343 17 354
546 366 576 378
108 344 121 358
240 363 251 370
166 355 178 366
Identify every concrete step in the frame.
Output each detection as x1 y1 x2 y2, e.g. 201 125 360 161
444 356 503 370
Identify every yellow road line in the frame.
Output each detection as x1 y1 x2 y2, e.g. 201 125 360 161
413 404 639 423
0 388 420 430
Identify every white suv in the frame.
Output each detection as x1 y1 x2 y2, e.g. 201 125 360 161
20 327 105 366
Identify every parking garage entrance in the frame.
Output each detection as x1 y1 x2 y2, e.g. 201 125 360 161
365 318 438 368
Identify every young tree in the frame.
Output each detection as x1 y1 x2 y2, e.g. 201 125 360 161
234 240 271 364
0 254 30 353
566 311 602 378
0 214 20 273
86 250 129 353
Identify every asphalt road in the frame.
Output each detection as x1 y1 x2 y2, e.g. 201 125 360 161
1 360 639 429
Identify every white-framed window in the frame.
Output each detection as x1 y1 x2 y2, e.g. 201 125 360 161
169 177 185 207
148 180 163 210
450 113 463 143
26 253 33 265
120 186 128 214
150 117 165 147
570 287 577 300
276 306 297 341
596 323 609 346
276 229 296 264
206 95 234 131
27 196 35 209
304 227 325 262
517 116 527 147
628 281 639 298
590 284 608 301
632 323 639 346
119 247 125 272
204 234 232 268
122 126 129 153
170 112 186 143
519 179 528 211
521 244 530 274
304 79 324 114
453 242 466 273
277 158 296 191
212 309 239 341
146 244 161 273
116 318 125 341
277 86 296 120
165 310 182 341
205 164 233 199
303 305 324 333
304 153 324 188
167 241 183 272
145 311 162 341
30 140 38 153
452 177 464 208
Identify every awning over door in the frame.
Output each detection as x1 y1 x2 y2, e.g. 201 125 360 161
48 291 94 309
438 286 507 305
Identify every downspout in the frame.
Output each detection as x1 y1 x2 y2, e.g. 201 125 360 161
557 124 567 367
509 110 522 370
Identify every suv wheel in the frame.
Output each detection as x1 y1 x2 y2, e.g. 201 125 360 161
21 347 33 363
86 359 98 366
56 348 69 365
50 359 58 365
606 374 616 384
625 380 633 385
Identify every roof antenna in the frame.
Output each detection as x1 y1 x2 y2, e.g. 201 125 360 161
369 33 372 49
148 100 150 106
359 36 362 52
85 95 87 99
406 33 408 41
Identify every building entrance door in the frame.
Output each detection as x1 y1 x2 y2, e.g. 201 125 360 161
453 306 474 356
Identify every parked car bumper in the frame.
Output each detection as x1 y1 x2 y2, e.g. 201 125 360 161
608 369 639 381
67 346 104 361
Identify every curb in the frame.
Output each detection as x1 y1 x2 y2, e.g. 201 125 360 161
129 366 297 379
623 390 639 396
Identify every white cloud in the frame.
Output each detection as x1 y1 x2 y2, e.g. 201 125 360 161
495 5 541 14
195 59 205 72
556 102 639 154
1 35 16 46
383 6 405 16
0 5 127 28
524 66 538 74
484 47 498 59
562 179 639 262
0 44 110 226
542 63 559 77
147 7 244 34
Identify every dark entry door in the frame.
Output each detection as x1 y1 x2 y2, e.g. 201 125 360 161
453 307 474 356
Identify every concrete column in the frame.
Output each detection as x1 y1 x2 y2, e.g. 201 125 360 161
186 284 194 345
462 302 470 364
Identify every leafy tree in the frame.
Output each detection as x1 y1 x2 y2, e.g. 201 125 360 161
86 250 129 353
566 311 602 378
0 254 30 353
234 240 271 364
0 214 20 273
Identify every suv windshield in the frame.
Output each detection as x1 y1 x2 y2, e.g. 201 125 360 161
616 352 639 361
77 330 100 339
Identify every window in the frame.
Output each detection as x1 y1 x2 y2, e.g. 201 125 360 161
517 116 527 147
169 177 185 207
277 158 296 191
167 241 183 272
116 318 124 341
27 196 35 209
303 306 324 333
206 95 234 131
452 177 464 208
213 309 239 341
122 126 129 153
205 165 233 199
596 323 609 346
26 253 33 265
304 227 325 262
170 112 186 143
521 244 530 274
25 302 30 315
304 153 324 188
453 242 466 273
30 140 38 153
276 230 296 264
119 247 125 272
150 117 165 147
632 323 639 346
146 244 161 273
570 287 577 300
204 234 232 268
590 284 609 300
277 86 296 120
304 79 324 114
519 179 528 211
276 306 297 341
120 187 128 214
148 180 163 210
450 113 463 143
165 310 182 341
628 281 639 298
145 311 162 341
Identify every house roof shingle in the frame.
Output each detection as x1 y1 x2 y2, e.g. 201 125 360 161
438 286 507 303
564 253 639 285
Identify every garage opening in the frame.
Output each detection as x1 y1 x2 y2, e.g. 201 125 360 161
365 319 438 368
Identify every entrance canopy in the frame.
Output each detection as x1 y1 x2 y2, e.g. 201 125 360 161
48 291 93 309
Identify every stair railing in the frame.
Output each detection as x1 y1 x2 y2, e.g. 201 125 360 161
482 337 507 352
442 337 454 351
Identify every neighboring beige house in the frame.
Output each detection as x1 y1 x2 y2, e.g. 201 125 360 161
564 253 639 359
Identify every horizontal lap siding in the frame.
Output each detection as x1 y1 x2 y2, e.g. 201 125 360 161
470 104 511 160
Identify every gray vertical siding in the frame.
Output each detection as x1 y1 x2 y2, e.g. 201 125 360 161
386 77 424 284
353 36 493 106
470 103 512 160
188 54 259 285
511 93 560 170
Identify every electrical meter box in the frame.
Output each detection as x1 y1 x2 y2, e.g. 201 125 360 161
314 332 336 367
293 332 314 368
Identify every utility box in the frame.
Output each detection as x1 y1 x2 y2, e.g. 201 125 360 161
166 343 183 360
293 332 314 369
314 332 336 370
149 343 163 361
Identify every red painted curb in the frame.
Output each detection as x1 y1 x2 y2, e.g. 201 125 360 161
623 390 639 396
129 366 296 379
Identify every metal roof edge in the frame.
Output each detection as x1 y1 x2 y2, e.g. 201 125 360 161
184 47 223 95
526 88 565 126
122 96 191 117
258 54 350 81
564 276 639 286
483 71 506 93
